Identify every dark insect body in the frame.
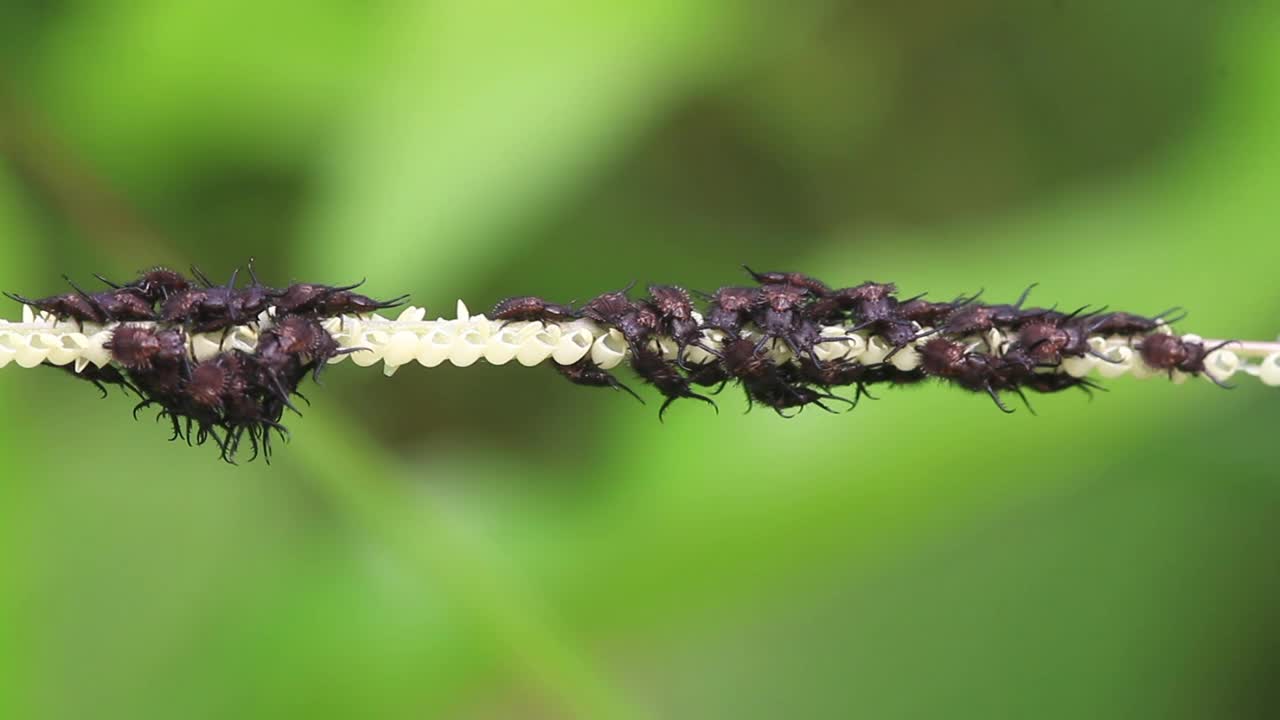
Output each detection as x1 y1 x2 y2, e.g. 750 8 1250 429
643 285 707 365
713 337 788 411
96 267 192 305
1087 308 1185 336
812 281 899 324
743 267 831 297
752 381 849 416
700 286 760 336
256 315 356 393
4 284 110 326
222 399 288 462
790 356 896 408
274 280 408 318
578 287 634 324
918 338 1019 413
493 296 577 324
230 261 279 323
898 298 963 327
552 357 644 404
629 346 717 419
685 361 731 392
1014 318 1085 365
1022 373 1105 397
753 283 807 331
161 267 245 332
51 362 137 398
106 325 188 371
92 289 157 321
1137 334 1234 387
316 288 410 317
936 285 1038 337
937 304 1006 337
716 338 846 415
580 286 660 353
748 283 849 361
42 273 160 323
186 353 243 412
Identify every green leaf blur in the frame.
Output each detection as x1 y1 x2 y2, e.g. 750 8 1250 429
1 2 1277 718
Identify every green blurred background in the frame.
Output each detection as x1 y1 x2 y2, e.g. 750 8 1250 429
2 2 1278 718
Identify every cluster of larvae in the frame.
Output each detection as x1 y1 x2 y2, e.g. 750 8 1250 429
4 264 404 462
484 268 1226 417
1 264 1245 462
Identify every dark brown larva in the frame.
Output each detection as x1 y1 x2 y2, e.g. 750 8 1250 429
274 280 407 318
4 287 109 325
629 346 717 420
493 296 577 324
106 325 188 371
552 357 644 404
743 266 831 297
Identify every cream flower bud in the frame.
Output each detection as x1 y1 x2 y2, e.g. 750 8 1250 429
450 327 488 367
351 331 388 367
515 324 559 367
890 343 922 372
482 326 522 365
1061 355 1096 378
1259 353 1280 386
1203 348 1240 383
552 324 594 365
1096 345 1135 379
418 328 454 367
591 329 628 370
382 330 420 369
860 335 891 365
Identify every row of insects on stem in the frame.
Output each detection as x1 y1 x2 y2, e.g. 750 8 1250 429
492 266 1230 417
8 264 1230 459
7 264 407 462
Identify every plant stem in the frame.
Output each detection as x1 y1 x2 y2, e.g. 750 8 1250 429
1199 339 1280 357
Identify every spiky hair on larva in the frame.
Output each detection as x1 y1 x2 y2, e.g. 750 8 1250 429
2 265 1278 464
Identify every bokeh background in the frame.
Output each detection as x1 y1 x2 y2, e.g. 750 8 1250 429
2 2 1278 718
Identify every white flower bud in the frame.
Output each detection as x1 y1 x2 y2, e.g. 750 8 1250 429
552 325 594 365
382 330 420 369
450 328 488 367
860 335 891 365
1203 348 1240 383
396 306 428 323
591 329 627 370
34 331 80 366
1061 355 1096 378
891 343 921 372
482 326 522 366
12 333 48 368
352 330 388 367
1260 353 1280 386
418 328 453 367
1096 345 1134 378
516 326 559 367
